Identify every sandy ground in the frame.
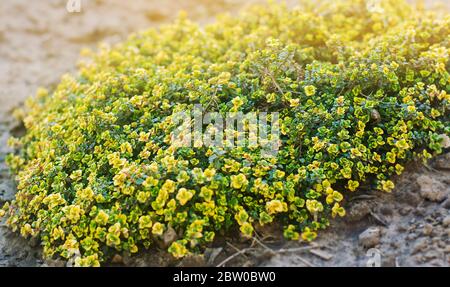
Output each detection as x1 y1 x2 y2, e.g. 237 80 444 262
0 0 449 267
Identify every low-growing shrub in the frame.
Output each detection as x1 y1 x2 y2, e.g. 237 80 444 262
1 0 449 266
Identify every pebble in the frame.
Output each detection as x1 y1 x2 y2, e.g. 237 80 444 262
441 197 450 209
162 226 177 248
399 207 412 216
400 191 421 206
358 227 381 248
424 250 439 260
439 134 450 149
442 216 450 227
412 238 428 254
346 201 371 222
416 175 447 202
422 224 433 236
414 207 426 216
111 254 123 264
433 153 450 170
397 225 407 232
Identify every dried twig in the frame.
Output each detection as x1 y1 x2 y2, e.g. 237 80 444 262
369 211 388 227
216 247 258 267
297 256 315 267
277 244 321 254
350 194 377 201
252 237 276 256
309 249 333 261
226 242 249 259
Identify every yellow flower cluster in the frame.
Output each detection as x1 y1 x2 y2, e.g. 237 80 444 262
1 0 449 266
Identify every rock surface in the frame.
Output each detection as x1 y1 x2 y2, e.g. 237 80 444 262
359 227 381 248
417 175 448 202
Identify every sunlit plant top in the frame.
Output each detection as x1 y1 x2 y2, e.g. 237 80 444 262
1 0 449 266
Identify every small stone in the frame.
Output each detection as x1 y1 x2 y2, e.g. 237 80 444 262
162 226 177 248
346 201 371 222
442 198 450 209
416 175 447 202
433 153 450 170
442 216 450 227
423 224 433 236
399 207 412 216
424 250 439 260
370 109 381 122
358 227 381 248
406 233 418 240
399 191 421 206
390 241 400 248
412 238 428 254
397 225 407 232
379 205 393 216
439 134 450 149
414 255 424 263
111 254 123 264
414 207 426 216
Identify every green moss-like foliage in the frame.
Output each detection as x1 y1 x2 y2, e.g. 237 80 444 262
1 0 449 266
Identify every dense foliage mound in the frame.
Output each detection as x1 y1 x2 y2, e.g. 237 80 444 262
1 0 449 266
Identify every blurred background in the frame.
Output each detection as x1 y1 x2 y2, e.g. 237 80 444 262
0 0 447 116
0 0 295 117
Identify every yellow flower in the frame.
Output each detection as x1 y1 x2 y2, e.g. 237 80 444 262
289 98 300 107
331 203 346 218
161 179 176 193
152 222 164 236
235 208 249 225
386 152 396 164
239 222 254 238
65 205 83 224
381 180 395 192
395 164 404 175
20 223 32 238
70 170 83 182
266 199 288 215
176 171 190 183
231 96 244 110
326 190 344 204
76 187 94 201
176 188 194 206
43 193 66 209
138 132 149 142
74 254 101 267
304 85 316 96
136 191 151 203
395 139 410 150
230 174 248 190
95 210 109 226
341 167 352 179
407 105 416 113
301 227 317 241
168 241 189 259
142 176 159 188
347 180 359 192
199 186 214 201
51 226 65 241
306 199 323 214
120 142 133 154
203 168 216 180
138 215 153 229
275 170 285 179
